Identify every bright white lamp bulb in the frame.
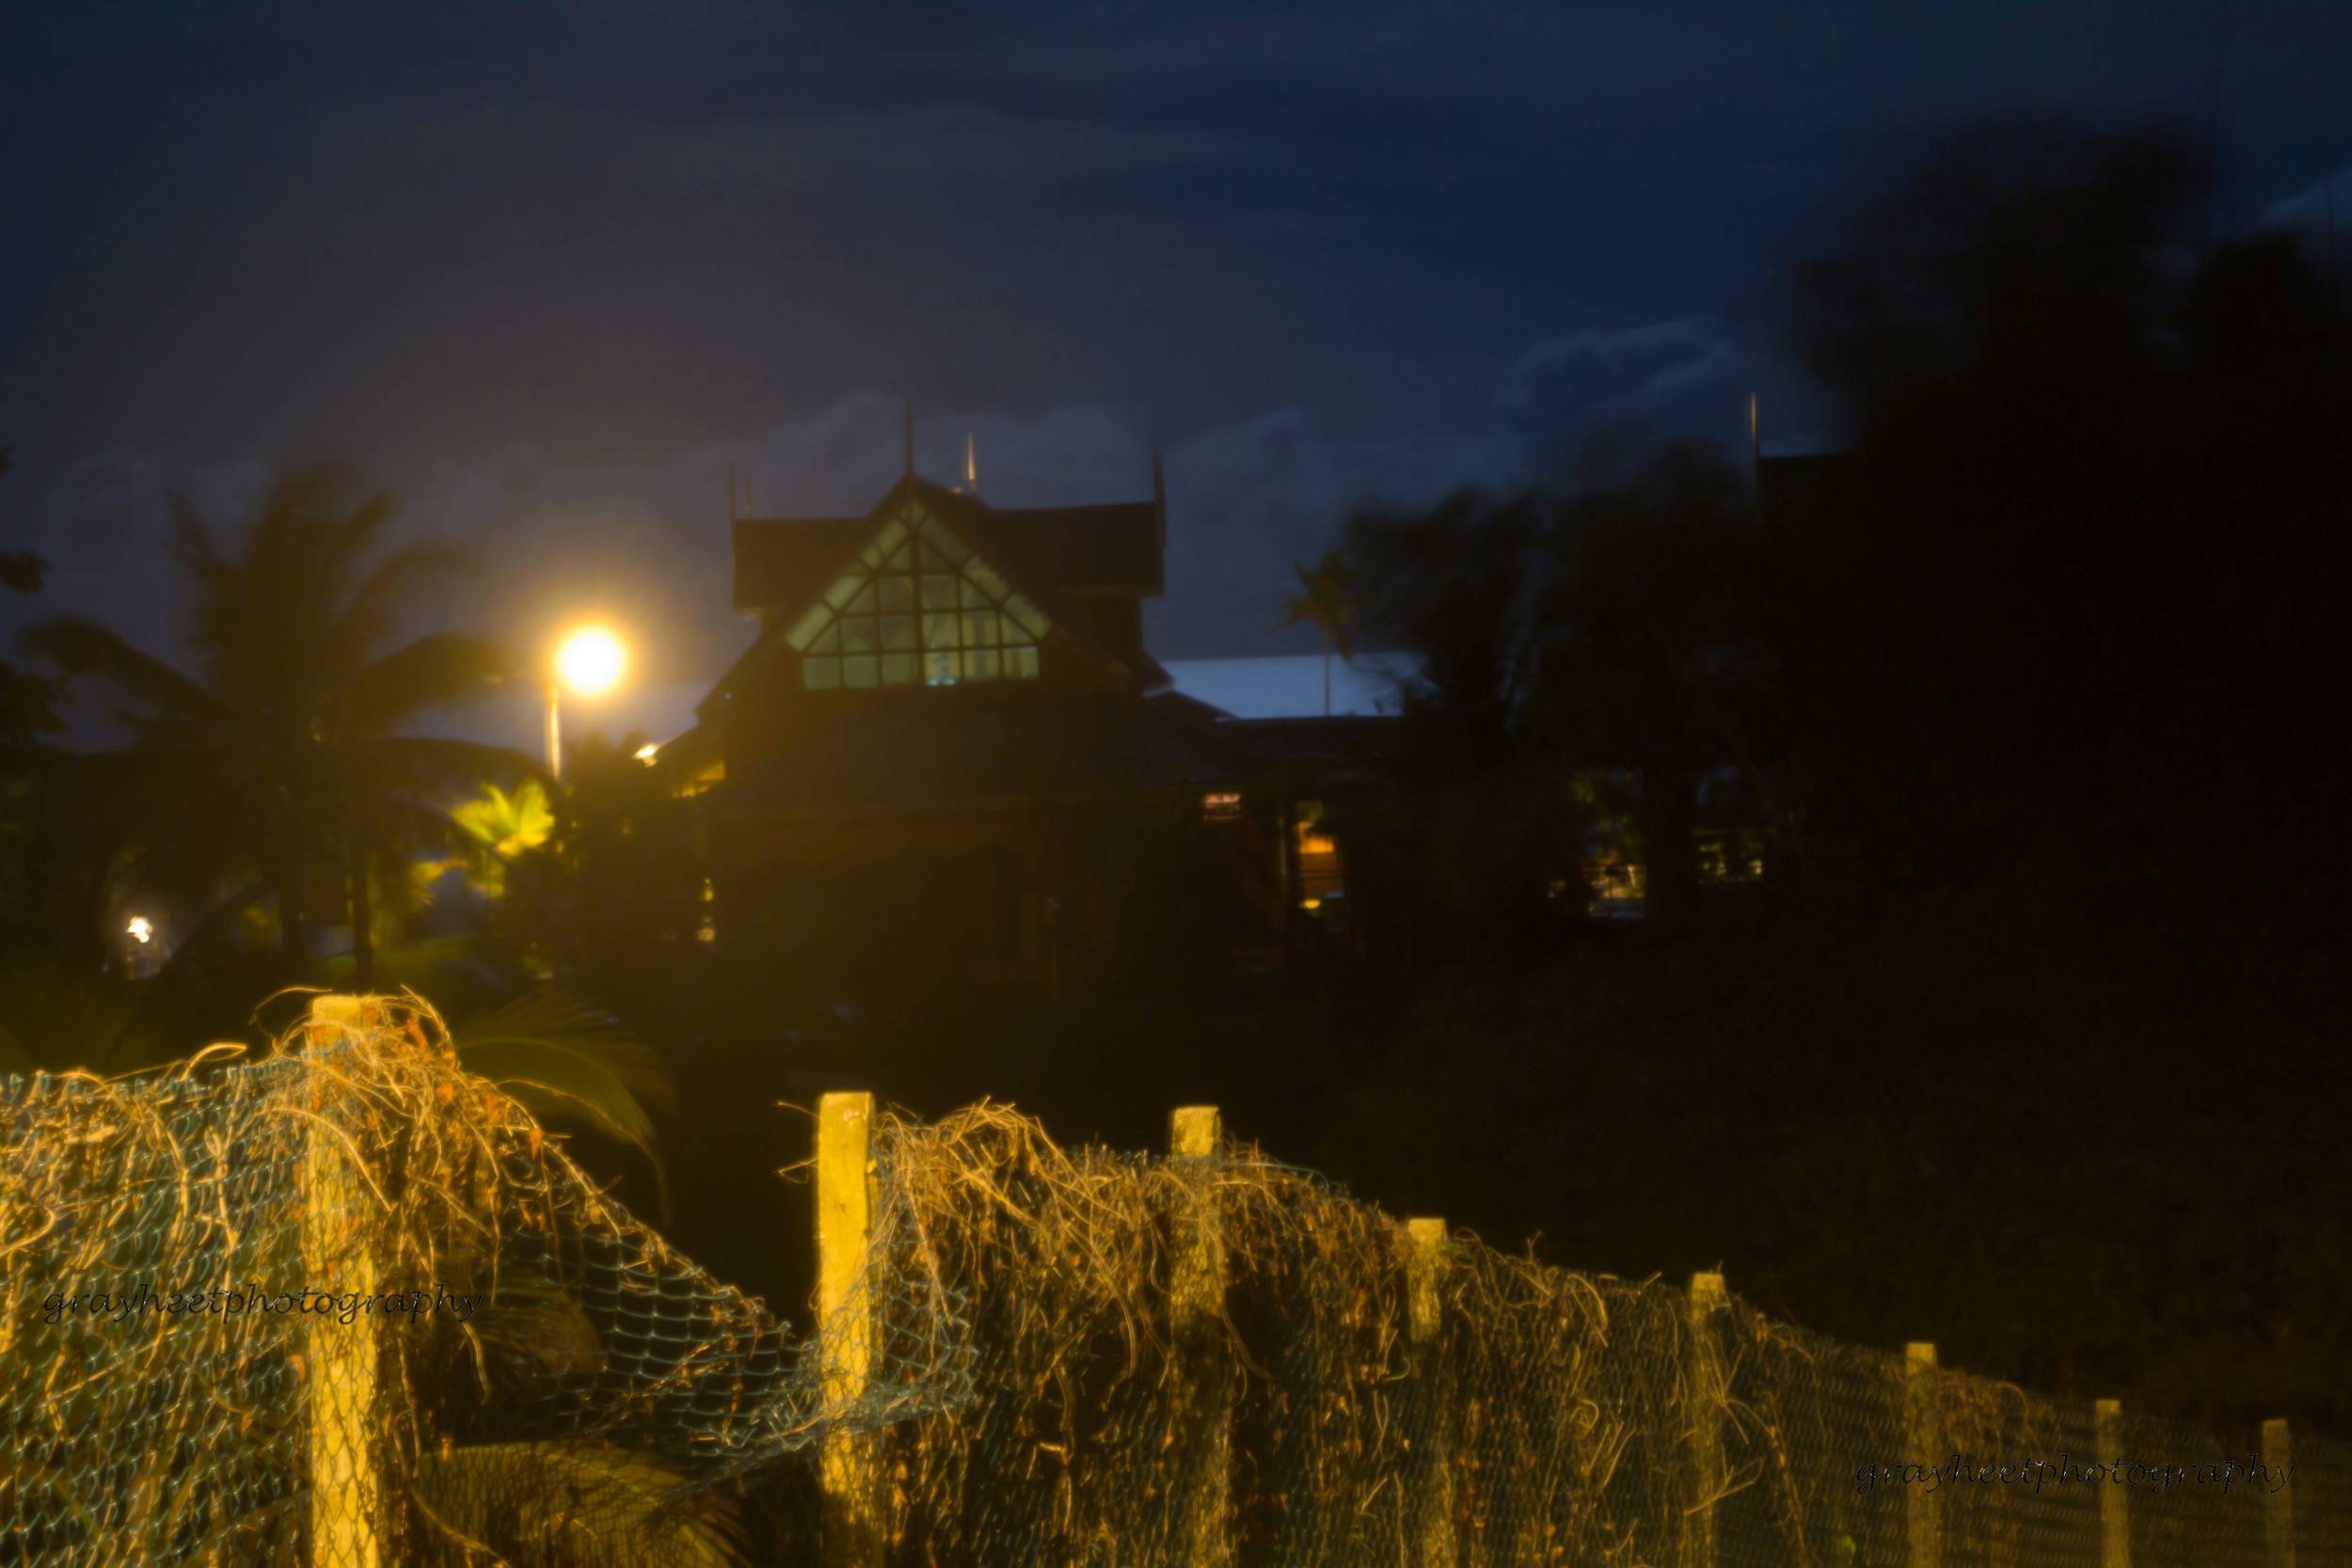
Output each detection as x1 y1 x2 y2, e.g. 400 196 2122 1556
556 627 626 696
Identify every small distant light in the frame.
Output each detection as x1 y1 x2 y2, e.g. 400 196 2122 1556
634 743 660 764
1300 897 1322 911
126 916 153 944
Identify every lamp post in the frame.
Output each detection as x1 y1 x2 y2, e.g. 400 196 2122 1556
548 626 627 783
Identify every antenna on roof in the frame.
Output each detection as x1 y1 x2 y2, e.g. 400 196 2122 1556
903 400 915 481
1748 391 1760 463
1151 445 1167 551
964 431 977 497
2329 173 2342 314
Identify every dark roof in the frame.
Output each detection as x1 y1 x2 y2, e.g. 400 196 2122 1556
733 475 1162 612
1224 715 1405 765
1754 452 1855 532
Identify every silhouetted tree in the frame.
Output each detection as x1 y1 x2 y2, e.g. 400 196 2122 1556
20 464 527 984
0 446 59 752
1279 549 1358 717
1341 488 1579 958
1528 442 1763 928
1770 117 2350 955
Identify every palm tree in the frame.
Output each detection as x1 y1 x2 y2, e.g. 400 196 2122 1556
20 463 529 987
1279 549 1358 717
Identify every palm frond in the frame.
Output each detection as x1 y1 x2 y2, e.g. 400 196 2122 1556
349 635 524 733
357 734 544 799
411 1439 753 1568
447 988 673 1159
17 618 226 724
331 542 474 660
452 780 557 860
311 475 400 594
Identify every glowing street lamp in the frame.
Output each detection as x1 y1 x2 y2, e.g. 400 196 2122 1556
548 626 628 782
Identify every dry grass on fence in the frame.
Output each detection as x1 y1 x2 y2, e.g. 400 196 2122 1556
0 994 880 1568
858 1103 1712 1563
852 1101 2091 1568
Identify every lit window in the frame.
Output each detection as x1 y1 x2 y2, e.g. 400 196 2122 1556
790 504 1047 690
1201 790 1243 822
1292 800 1345 905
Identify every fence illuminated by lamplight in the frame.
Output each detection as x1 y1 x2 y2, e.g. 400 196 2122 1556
3 996 2345 1566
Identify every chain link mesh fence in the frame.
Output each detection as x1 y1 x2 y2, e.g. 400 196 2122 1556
857 1102 2350 1568
0 998 967 1568
3 1002 2344 1567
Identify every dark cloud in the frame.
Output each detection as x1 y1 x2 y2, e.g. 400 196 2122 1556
5 0 2348 706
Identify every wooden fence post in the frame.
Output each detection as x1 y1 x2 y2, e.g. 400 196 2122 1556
1406 1216 1454 1568
2262 1418 2296 1568
1905 1342 1942 1568
817 1091 883 1568
1685 1272 1728 1568
1169 1106 1231 1568
303 994 383 1568
2094 1399 2129 1568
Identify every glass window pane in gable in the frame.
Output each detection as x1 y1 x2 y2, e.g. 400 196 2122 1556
961 611 998 647
921 575 957 610
847 583 876 614
875 517 907 554
964 648 1002 681
925 651 959 686
824 571 865 610
1004 595 1049 639
843 617 880 653
1000 623 1034 648
958 577 992 609
917 542 948 570
882 653 918 686
786 600 834 652
1006 645 1040 680
843 655 879 689
964 561 1010 602
803 657 841 689
880 614 916 650
883 545 913 572
923 612 959 649
810 623 841 654
927 529 968 565
878 576 914 612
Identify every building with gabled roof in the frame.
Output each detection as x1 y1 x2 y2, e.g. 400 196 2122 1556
657 453 1384 993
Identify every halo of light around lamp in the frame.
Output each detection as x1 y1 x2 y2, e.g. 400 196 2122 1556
555 626 627 696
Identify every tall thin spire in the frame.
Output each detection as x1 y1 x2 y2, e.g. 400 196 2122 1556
964 431 977 495
2328 173 2342 314
1151 445 1167 550
1748 391 1759 463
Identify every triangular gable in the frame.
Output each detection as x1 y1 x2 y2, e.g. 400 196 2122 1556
782 499 1053 691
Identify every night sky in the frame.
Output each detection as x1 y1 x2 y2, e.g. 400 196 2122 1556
8 1 2350 725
